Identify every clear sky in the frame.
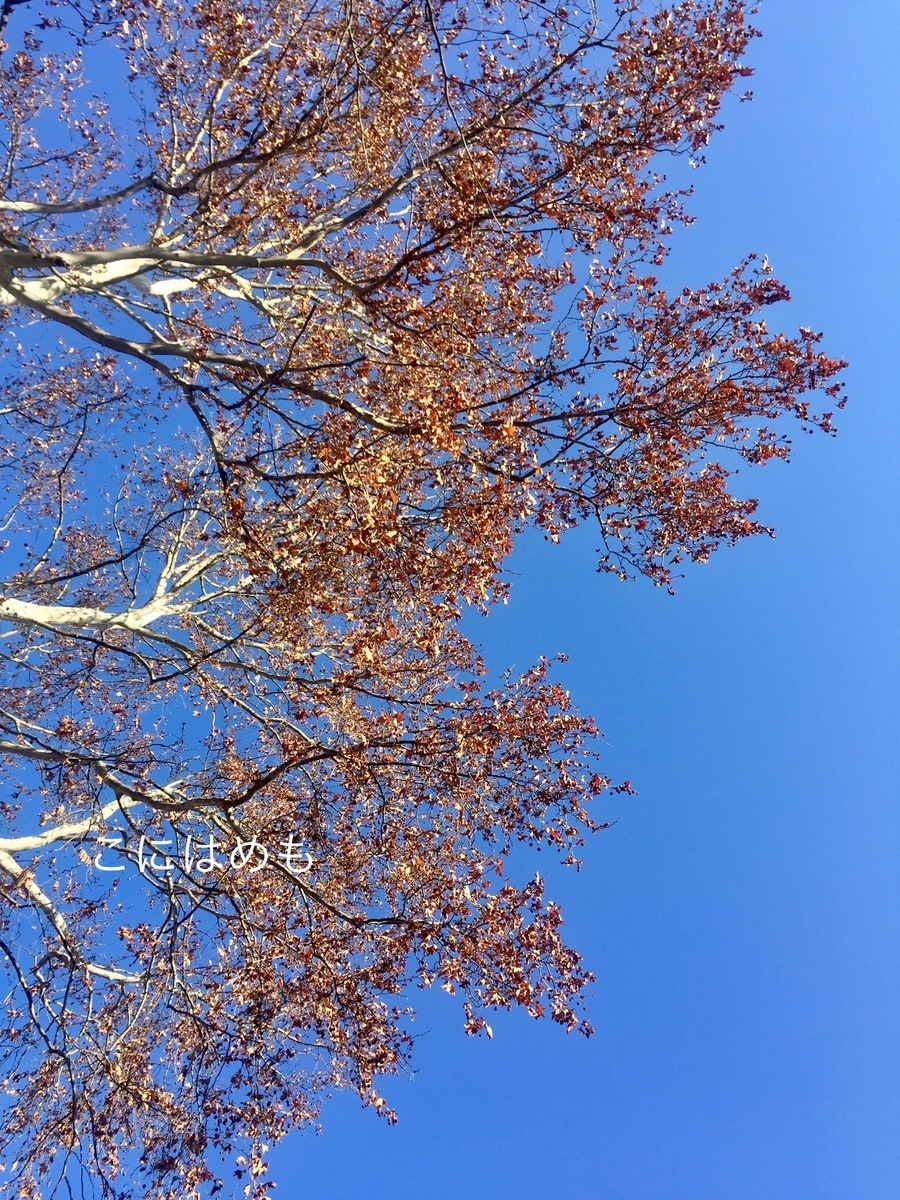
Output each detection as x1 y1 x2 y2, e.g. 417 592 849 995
273 3 900 1196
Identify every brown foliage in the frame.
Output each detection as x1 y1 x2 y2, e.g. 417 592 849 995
0 0 843 1194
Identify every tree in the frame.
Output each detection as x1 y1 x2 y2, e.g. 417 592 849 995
0 0 844 1194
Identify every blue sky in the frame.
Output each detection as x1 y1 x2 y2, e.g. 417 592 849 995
272 3 900 1197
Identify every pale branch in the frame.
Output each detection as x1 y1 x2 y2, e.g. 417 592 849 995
0 275 185 378
0 738 88 765
0 175 182 215
1 267 410 428
168 41 277 182
0 595 190 634
0 793 141 853
0 739 219 814
0 246 361 293
0 0 29 36
0 848 142 983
